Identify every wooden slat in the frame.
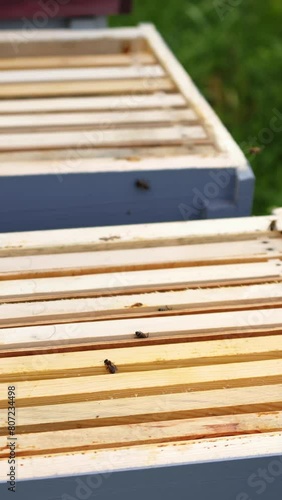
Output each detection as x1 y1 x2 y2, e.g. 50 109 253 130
0 146 217 165
0 125 206 151
0 53 156 70
1 307 281 351
1 239 281 280
0 261 280 303
0 384 281 432
0 283 282 328
0 215 277 257
0 93 186 114
7 433 281 483
0 412 281 458
2 329 282 359
0 77 174 99
0 65 164 84
0 109 198 133
0 359 282 410
1 335 281 383
0 26 147 58
0 146 220 168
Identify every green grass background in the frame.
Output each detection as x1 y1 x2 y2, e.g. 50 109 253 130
111 0 282 215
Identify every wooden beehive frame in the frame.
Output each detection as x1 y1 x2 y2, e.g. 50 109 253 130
0 211 282 484
0 24 249 176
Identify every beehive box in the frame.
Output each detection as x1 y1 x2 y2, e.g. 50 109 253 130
0 24 254 232
0 212 282 499
0 0 132 20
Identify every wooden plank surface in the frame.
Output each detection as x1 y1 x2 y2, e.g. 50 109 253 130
0 109 198 133
0 52 156 70
0 283 282 328
0 26 147 58
0 125 206 151
0 146 218 166
0 65 165 84
0 93 186 114
1 359 281 409
0 77 174 98
1 307 282 350
0 412 281 458
0 238 281 280
0 384 281 432
6 433 280 483
0 215 276 257
1 335 281 382
0 261 280 303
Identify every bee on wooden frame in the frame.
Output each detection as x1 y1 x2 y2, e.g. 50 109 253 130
104 359 118 374
269 220 277 231
135 331 149 339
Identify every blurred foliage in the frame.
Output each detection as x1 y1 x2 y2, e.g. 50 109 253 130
111 0 282 214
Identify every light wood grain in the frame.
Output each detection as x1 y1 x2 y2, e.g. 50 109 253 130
0 149 235 174
0 26 147 58
0 261 280 303
7 433 281 483
0 359 281 409
0 412 280 458
0 125 206 151
0 239 281 280
0 53 156 70
0 109 197 133
1 305 282 351
0 145 213 163
1 335 281 382
0 93 186 114
1 283 282 328
0 384 281 432
0 77 174 99
0 65 165 84
0 214 277 257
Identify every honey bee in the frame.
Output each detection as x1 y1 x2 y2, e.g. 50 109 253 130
158 306 172 311
104 359 118 374
269 220 277 231
135 179 150 190
249 146 262 156
135 331 149 339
